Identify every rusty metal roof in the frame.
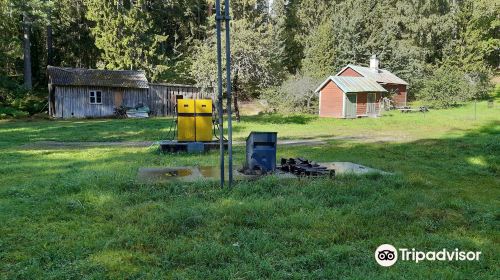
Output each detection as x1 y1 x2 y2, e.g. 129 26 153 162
339 64 409 85
315 76 387 93
47 66 149 89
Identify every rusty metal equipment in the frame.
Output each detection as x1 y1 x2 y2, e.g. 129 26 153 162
279 158 335 178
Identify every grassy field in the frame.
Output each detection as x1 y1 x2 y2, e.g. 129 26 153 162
0 101 499 279
0 101 498 147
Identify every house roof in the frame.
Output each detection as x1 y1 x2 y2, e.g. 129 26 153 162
47 66 149 89
337 64 409 85
315 76 387 93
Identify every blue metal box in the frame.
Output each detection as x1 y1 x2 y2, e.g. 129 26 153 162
246 132 277 172
187 142 205 153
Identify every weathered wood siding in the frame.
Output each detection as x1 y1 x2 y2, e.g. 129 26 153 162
383 84 407 107
54 86 148 118
148 84 212 116
53 84 211 118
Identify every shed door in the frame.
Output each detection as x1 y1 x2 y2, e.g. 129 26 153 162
114 91 123 107
345 93 357 118
367 93 376 115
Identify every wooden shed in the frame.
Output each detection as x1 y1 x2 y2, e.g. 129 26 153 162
315 76 387 118
47 67 209 118
47 66 150 118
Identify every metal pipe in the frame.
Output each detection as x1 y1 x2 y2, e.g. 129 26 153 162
224 0 233 188
215 0 224 188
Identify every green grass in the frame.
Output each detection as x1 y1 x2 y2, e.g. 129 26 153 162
0 102 499 279
0 101 498 147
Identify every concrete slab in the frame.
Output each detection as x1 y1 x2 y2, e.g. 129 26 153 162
318 162 391 175
137 162 390 183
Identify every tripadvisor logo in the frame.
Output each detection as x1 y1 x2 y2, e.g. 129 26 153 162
375 244 481 267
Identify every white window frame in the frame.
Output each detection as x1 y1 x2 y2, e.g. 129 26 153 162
318 90 322 115
342 92 346 117
89 91 102 105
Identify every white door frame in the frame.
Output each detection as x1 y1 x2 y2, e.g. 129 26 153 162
344 93 357 118
367 92 376 115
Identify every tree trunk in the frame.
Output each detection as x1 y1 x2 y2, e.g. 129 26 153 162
233 68 240 122
23 13 32 90
207 3 213 17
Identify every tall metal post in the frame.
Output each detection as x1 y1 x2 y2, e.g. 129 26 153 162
224 0 233 188
215 0 224 188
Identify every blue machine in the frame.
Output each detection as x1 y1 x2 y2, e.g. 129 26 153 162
246 132 277 173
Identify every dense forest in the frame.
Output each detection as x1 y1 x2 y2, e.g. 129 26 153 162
0 0 498 116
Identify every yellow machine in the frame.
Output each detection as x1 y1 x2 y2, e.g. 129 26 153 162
177 99 213 142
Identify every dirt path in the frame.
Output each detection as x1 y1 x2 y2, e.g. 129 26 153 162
21 135 405 150
21 141 155 149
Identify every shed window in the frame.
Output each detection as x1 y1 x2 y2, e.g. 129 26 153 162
89 91 102 104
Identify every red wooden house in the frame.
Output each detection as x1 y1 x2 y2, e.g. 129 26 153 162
315 56 409 118
316 76 387 118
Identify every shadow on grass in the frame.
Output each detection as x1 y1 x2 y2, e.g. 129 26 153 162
241 113 317 125
0 120 498 278
0 117 176 147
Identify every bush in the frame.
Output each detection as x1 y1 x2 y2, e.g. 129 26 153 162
261 74 321 114
0 107 29 119
11 94 47 115
416 64 492 108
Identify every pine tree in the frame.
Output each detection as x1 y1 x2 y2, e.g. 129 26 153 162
301 19 336 79
51 0 100 68
85 0 168 80
191 17 285 99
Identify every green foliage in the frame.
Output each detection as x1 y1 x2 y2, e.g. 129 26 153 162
262 74 321 113
51 0 100 68
298 0 497 102
0 0 498 110
0 0 22 76
85 0 168 81
191 18 285 98
301 19 336 79
417 64 492 108
447 0 500 69
0 74 46 116
273 0 303 74
0 106 29 118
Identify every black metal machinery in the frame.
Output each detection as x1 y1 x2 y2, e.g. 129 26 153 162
279 158 335 178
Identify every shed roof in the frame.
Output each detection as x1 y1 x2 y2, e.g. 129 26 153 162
315 76 387 93
47 66 149 89
338 64 409 85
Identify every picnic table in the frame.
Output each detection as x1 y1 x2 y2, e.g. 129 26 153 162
397 106 429 113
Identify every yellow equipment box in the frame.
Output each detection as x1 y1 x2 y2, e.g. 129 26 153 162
195 99 213 142
177 99 195 142
177 99 213 142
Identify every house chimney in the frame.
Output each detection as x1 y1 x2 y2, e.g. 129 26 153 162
370 55 379 71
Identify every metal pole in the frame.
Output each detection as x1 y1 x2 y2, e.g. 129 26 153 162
215 0 224 188
224 0 233 188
